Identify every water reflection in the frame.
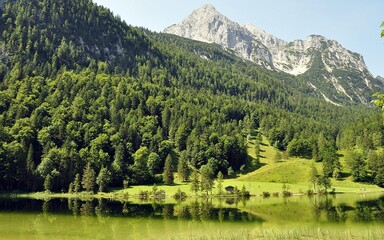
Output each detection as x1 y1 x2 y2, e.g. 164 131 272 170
312 198 348 222
310 195 384 223
0 194 384 224
19 198 260 223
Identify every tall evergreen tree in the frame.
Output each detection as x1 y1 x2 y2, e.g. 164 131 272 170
346 150 367 182
177 151 190 182
163 154 174 185
190 171 200 195
82 163 96 193
216 171 224 195
44 174 53 192
26 144 35 173
147 152 161 175
200 164 214 195
96 167 111 192
310 163 319 192
73 173 81 193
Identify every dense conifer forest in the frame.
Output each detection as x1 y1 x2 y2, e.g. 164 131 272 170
0 0 383 192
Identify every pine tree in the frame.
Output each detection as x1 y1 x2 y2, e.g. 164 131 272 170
200 164 214 195
111 143 125 180
44 174 53 192
317 175 331 192
68 182 74 193
190 171 200 195
254 140 260 156
147 152 161 175
26 144 35 173
82 162 96 193
310 163 319 192
216 171 224 195
26 143 36 191
73 173 81 193
96 167 111 192
163 154 174 184
178 151 190 182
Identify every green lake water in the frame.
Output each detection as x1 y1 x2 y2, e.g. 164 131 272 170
1 193 384 239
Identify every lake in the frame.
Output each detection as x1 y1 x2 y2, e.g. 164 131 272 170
1 193 384 239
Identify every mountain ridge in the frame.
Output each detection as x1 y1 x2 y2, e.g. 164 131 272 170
164 4 383 105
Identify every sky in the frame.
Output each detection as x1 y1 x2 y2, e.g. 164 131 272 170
93 0 384 77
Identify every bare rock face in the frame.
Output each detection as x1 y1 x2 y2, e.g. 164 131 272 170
164 4 382 105
165 5 273 68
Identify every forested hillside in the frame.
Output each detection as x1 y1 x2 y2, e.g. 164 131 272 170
0 0 380 192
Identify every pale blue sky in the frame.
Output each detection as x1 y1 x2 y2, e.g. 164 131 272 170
93 0 384 77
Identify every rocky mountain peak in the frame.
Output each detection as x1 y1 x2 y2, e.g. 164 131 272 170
164 4 383 105
200 4 217 12
164 4 243 46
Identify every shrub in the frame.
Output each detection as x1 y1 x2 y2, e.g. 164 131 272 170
123 179 129 189
153 190 166 200
240 185 250 198
138 190 149 200
262 192 271 198
173 188 187 201
282 191 293 197
272 192 279 197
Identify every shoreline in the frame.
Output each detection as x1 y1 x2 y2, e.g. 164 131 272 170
2 188 383 202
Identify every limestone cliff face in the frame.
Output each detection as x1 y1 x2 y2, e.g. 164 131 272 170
164 4 382 105
165 5 272 68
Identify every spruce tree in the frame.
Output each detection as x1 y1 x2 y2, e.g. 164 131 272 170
216 171 224 195
82 162 96 193
200 165 214 195
190 171 200 195
254 140 260 156
44 174 53 192
26 144 35 173
178 151 190 182
96 167 111 192
310 163 319 192
73 173 81 193
163 154 174 184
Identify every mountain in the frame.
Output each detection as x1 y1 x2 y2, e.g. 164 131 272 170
164 4 384 105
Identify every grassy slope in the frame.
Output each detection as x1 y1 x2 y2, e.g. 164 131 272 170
234 135 382 194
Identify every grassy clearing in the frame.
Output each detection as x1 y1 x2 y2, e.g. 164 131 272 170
241 135 319 184
236 135 383 194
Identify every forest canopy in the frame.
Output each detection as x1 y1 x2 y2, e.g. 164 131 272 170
0 0 382 192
